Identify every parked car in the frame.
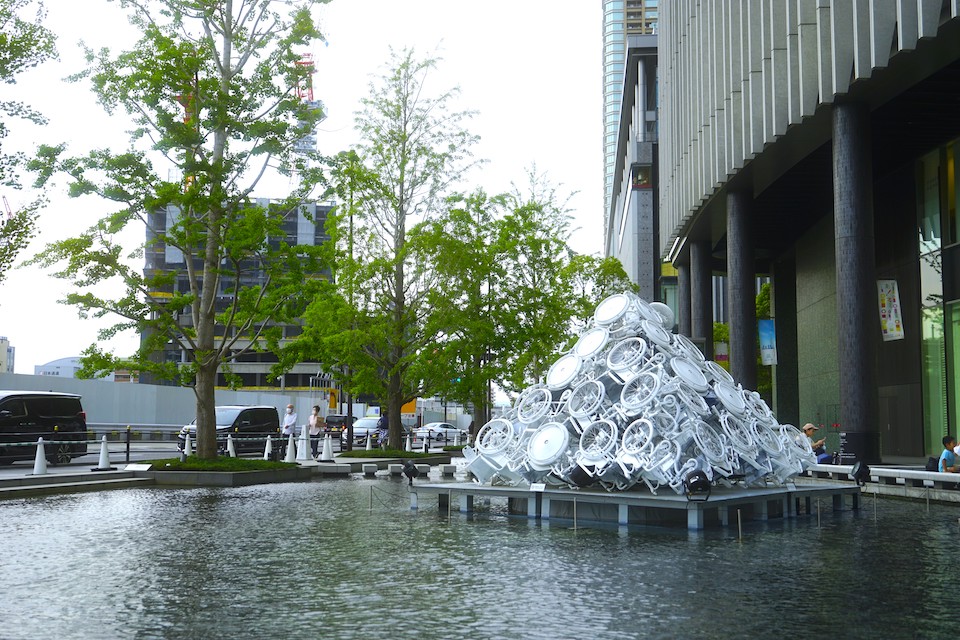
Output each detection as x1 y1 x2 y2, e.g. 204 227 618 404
178 405 280 455
323 414 354 432
340 416 381 448
0 390 89 465
412 422 467 447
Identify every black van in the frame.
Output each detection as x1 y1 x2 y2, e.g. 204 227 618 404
0 391 89 465
177 405 280 455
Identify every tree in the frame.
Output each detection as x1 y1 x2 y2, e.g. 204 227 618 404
0 0 56 287
413 189 502 431
415 178 637 426
295 49 478 449
29 0 329 459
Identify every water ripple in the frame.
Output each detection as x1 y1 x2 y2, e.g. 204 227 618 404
0 481 955 639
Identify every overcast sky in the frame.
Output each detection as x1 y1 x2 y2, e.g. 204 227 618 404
1 0 603 374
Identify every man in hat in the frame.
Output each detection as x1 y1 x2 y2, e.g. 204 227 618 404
803 423 831 463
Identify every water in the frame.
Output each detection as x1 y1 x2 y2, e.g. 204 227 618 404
0 477 955 639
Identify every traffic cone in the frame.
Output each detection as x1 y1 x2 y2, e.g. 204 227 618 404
405 434 412 452
184 433 192 456
263 434 273 461
365 433 373 451
92 435 115 471
320 434 334 462
31 438 47 475
454 432 461 446
226 433 237 458
296 428 310 461
284 433 297 463
422 438 429 454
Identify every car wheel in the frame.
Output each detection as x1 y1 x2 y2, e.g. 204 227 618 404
435 432 446 442
48 442 72 466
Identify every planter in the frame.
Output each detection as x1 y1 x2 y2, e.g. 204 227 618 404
136 466 312 487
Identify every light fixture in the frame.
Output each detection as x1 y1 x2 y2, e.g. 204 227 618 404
684 470 711 501
851 460 871 486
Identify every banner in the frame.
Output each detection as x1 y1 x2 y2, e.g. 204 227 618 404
877 279 904 341
758 319 777 366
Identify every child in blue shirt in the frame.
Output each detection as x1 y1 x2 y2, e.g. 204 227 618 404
939 435 959 473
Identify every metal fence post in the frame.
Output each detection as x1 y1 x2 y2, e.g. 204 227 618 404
125 425 131 463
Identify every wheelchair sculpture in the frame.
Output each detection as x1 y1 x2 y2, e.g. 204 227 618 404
464 292 814 494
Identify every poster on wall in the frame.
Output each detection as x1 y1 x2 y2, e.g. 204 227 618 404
877 279 905 341
758 319 777 366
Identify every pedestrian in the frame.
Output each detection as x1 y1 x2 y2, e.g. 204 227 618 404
308 405 322 458
376 413 388 449
940 435 960 473
281 403 297 457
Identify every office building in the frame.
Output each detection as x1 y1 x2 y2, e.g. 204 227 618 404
143 199 333 389
658 2 960 462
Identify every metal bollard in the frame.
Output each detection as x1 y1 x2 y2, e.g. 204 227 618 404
125 425 131 463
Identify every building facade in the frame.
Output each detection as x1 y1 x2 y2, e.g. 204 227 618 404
142 199 333 390
658 1 960 462
0 336 12 373
602 1 659 232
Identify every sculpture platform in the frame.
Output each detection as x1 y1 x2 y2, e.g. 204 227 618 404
410 481 861 531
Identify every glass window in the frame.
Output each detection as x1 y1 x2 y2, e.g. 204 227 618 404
0 398 26 418
918 149 947 453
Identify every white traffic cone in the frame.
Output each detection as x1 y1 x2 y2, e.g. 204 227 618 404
422 438 429 454
184 433 193 457
320 434 334 462
296 428 310 461
405 434 412 452
365 433 373 451
454 432 461 446
31 437 47 475
226 433 237 458
92 435 115 471
263 434 273 461
284 433 297 463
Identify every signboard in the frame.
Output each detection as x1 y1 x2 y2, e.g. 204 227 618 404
758 319 777 366
877 279 904 341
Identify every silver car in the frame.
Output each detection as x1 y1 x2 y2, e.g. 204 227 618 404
340 416 382 447
412 421 467 446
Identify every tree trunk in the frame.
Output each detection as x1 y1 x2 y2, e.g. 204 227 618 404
195 360 218 459
388 371 403 450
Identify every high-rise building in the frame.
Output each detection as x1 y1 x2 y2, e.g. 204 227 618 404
658 3 960 462
0 336 13 373
602 1 658 232
142 200 333 389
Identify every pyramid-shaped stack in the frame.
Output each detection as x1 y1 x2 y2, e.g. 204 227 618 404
464 292 815 494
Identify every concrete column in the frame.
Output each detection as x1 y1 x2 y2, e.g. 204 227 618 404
690 238 714 359
677 260 692 337
833 101 879 462
727 190 757 390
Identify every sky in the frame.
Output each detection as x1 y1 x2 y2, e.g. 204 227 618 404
0 0 603 374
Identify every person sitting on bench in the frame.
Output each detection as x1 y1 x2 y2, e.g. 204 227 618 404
803 423 832 464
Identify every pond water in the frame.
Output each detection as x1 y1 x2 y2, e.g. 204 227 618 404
0 475 955 639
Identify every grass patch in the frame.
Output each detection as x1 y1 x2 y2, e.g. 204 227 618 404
336 448 433 459
145 456 298 471
442 445 466 452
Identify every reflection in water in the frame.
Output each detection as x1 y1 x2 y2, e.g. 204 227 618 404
0 477 956 639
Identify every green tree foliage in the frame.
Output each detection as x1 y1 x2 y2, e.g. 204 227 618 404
414 176 636 427
0 0 56 287
28 0 328 459
285 49 478 449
